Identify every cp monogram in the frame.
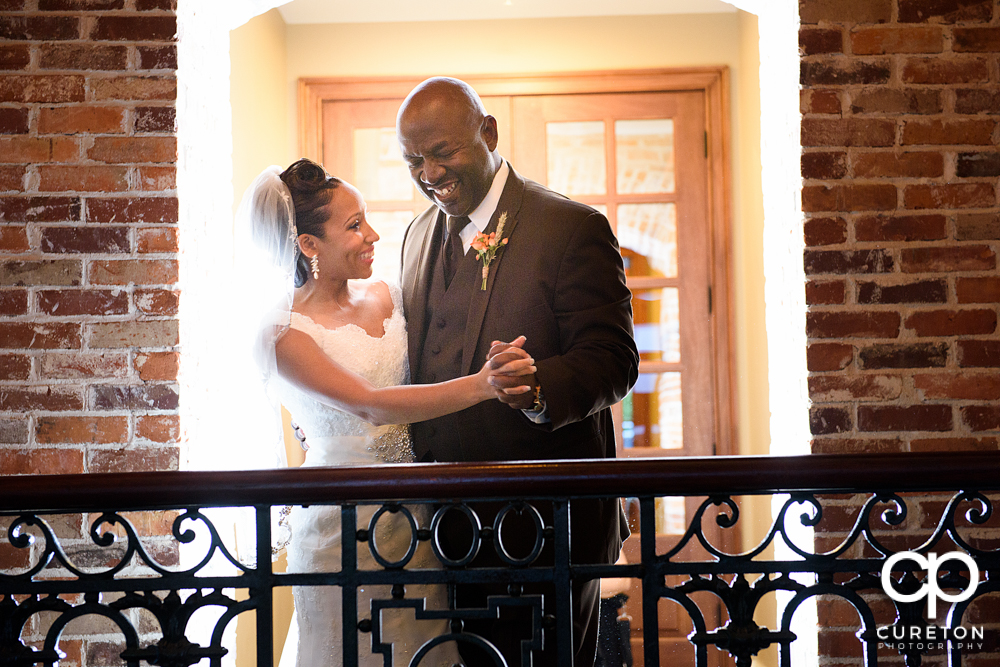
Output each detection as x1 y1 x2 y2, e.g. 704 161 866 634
881 551 980 618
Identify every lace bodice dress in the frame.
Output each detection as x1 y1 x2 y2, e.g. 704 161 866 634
274 282 459 667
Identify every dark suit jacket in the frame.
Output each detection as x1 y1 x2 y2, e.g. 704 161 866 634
400 166 639 565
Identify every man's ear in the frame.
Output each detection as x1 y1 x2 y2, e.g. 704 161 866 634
481 115 499 152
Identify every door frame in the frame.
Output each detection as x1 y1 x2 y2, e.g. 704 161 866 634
298 68 737 458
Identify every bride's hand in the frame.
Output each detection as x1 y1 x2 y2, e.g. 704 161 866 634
481 336 536 398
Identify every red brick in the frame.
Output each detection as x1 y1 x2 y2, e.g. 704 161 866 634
91 384 178 410
38 44 127 71
962 406 1000 431
90 76 176 102
0 75 86 104
804 217 847 246
802 89 842 115
86 197 178 223
809 374 902 402
849 88 942 115
902 57 990 84
859 343 949 369
901 119 994 146
852 152 943 179
0 386 82 411
0 108 29 134
802 151 846 180
0 44 31 70
910 437 999 452
812 437 905 454
0 289 28 315
956 152 1000 178
905 309 997 336
135 289 178 316
808 343 854 371
134 351 178 381
88 446 179 474
136 414 179 443
957 277 1000 303
0 16 79 41
88 259 177 285
900 245 995 272
38 106 125 135
858 405 952 432
40 226 130 254
90 16 176 42
2 448 84 476
956 213 1000 240
38 166 129 193
800 0 891 24
136 167 175 191
956 88 1000 114
802 184 897 212
807 311 900 339
0 136 79 163
36 416 127 444
0 322 80 349
138 0 175 9
0 418 28 445
137 45 176 70
39 0 125 7
851 27 944 54
134 106 175 134
857 279 947 304
959 339 1000 367
40 351 128 379
137 227 177 253
0 260 81 287
87 137 176 164
801 118 895 148
953 27 1000 51
801 60 892 87
37 289 128 316
915 372 1000 400
806 280 846 305
0 166 25 191
904 183 995 209
854 214 946 241
804 249 894 274
88 320 178 348
898 0 994 23
810 407 852 435
800 28 843 55
0 353 31 381
0 226 29 252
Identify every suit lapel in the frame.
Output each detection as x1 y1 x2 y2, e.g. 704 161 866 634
403 208 445 376
461 168 527 374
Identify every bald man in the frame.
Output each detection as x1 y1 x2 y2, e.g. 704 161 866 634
397 77 638 666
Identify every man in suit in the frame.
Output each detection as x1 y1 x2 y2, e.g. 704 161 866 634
397 77 639 666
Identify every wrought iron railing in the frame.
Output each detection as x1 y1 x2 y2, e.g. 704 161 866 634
1 452 998 667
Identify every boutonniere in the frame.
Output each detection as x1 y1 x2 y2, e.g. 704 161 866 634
471 211 509 290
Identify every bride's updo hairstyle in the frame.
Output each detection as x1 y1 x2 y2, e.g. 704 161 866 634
279 158 343 287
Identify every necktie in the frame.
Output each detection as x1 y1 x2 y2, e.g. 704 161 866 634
444 215 469 287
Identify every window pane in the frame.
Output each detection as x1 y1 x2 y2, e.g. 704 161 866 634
546 121 606 196
632 287 680 363
615 119 675 194
353 128 415 202
367 210 413 282
621 372 682 450
618 203 677 278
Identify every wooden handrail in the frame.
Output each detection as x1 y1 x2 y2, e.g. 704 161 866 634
2 452 998 513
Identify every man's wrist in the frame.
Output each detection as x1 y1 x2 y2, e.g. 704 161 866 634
530 384 545 413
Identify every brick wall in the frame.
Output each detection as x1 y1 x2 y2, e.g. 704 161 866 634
0 0 179 480
801 0 1000 663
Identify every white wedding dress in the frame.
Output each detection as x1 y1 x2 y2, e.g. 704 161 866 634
274 283 461 667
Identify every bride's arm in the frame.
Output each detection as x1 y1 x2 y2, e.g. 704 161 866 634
274 330 534 427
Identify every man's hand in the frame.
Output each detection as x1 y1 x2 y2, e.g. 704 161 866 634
488 337 538 410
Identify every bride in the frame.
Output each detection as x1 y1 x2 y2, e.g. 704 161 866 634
241 158 534 666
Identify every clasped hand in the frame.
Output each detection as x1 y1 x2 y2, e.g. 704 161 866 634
484 335 538 410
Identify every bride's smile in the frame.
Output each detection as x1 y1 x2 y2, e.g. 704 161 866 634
300 182 379 282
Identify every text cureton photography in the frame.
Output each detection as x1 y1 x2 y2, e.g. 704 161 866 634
877 624 986 652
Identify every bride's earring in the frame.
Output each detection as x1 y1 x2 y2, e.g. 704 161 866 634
310 255 320 280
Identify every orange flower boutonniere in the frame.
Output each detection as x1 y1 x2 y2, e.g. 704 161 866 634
471 211 509 290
